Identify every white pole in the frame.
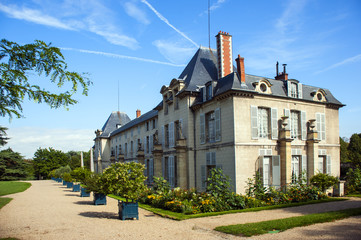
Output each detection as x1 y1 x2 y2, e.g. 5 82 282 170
80 151 84 168
90 148 94 172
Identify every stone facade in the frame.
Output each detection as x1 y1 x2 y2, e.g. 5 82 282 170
93 31 343 194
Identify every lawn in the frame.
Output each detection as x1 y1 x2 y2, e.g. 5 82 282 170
108 194 347 220
0 181 32 196
215 207 361 237
0 181 32 209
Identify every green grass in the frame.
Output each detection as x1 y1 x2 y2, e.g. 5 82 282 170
346 194 361 198
0 181 32 210
215 207 361 237
107 194 347 221
0 181 32 196
0 197 12 209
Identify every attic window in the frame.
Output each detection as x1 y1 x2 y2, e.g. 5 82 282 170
317 93 323 101
254 79 272 94
260 83 267 92
312 89 326 102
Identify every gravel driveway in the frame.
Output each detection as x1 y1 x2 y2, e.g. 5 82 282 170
0 180 360 240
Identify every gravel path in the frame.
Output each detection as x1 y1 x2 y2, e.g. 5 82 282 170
0 180 361 240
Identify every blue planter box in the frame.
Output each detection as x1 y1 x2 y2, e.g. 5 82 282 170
80 187 90 197
63 180 67 185
72 184 80 192
66 182 73 188
118 201 139 220
93 193 107 205
56 178 62 182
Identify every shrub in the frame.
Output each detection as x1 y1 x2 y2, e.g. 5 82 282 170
246 172 267 200
346 168 361 194
152 176 170 195
206 168 232 199
62 172 73 182
310 173 339 193
82 172 104 193
70 167 91 183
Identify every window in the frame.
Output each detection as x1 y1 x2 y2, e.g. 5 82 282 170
200 108 221 144
164 95 168 115
146 136 150 154
316 113 326 141
146 159 154 184
290 111 299 139
258 108 269 138
174 89 179 110
287 81 303 99
163 156 177 188
152 119 156 129
206 84 212 100
146 122 149 131
206 111 216 142
291 149 307 183
137 126 140 135
201 152 219 190
130 141 134 157
259 155 280 189
260 83 267 92
318 155 331 174
164 124 169 147
124 143 128 157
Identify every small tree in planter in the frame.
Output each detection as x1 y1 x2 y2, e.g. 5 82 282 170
83 172 107 204
102 162 147 220
63 172 74 188
311 173 339 193
71 167 91 192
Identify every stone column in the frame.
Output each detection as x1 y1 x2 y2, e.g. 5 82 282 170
306 119 320 183
175 138 188 189
152 144 163 177
278 116 293 190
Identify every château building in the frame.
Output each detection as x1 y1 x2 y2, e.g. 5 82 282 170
93 31 344 194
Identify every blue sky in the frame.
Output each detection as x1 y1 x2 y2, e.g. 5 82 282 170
0 0 360 159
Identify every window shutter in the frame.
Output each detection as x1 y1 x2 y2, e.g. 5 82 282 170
301 155 307 182
169 156 174 187
321 113 326 141
206 152 211 165
162 126 165 148
301 111 307 140
263 157 270 187
200 113 205 144
258 156 264 176
149 134 153 152
316 113 321 140
284 109 290 130
272 155 280 188
149 158 154 183
287 81 292 97
251 106 258 139
144 136 147 154
326 155 331 175
202 87 206 102
201 165 206 190
169 122 174 148
271 108 278 139
215 108 221 141
298 83 303 98
211 152 216 165
162 157 165 178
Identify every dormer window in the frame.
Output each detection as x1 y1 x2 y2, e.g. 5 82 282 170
253 79 272 94
206 84 212 100
311 89 326 102
287 80 302 99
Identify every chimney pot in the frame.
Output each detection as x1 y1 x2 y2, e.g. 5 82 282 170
235 54 246 83
136 109 141 118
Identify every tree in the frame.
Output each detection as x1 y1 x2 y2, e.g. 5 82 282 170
340 137 349 163
32 147 69 179
348 133 361 168
310 173 339 193
0 148 33 180
0 126 9 146
0 39 91 119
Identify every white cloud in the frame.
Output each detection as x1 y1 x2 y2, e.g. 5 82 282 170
316 54 361 74
152 40 196 64
124 1 150 25
0 1 140 49
4 127 94 159
0 3 75 30
141 0 198 48
61 47 186 67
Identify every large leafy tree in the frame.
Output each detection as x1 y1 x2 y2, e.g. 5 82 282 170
0 39 91 119
340 137 349 163
0 148 33 180
348 133 361 168
0 126 9 146
32 147 69 179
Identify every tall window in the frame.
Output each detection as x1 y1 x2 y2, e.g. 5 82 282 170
290 111 299 139
206 111 216 142
260 155 280 189
164 124 169 147
290 82 298 98
316 113 326 141
130 141 134 157
258 108 269 138
291 156 300 182
206 84 212 100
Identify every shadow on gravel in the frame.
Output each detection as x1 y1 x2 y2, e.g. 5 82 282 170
65 193 79 197
300 216 361 240
79 211 118 219
74 200 94 205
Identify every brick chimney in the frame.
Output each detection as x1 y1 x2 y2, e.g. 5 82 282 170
235 54 245 84
216 31 233 79
275 62 288 80
136 109 141 118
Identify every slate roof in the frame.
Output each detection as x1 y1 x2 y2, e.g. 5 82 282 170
179 47 343 107
99 111 131 138
110 109 158 137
